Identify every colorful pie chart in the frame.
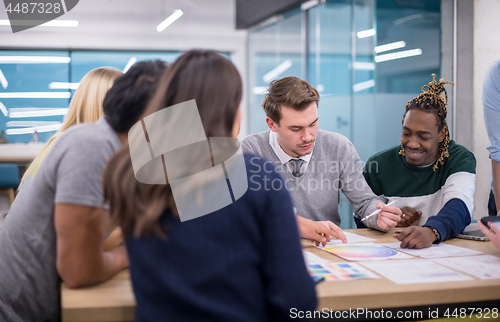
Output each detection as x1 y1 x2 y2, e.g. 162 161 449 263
324 244 398 260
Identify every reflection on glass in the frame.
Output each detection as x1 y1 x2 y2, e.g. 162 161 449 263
246 0 444 229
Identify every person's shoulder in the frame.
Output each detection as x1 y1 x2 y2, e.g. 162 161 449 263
52 120 120 159
60 120 116 146
446 140 476 172
316 129 354 148
241 130 269 146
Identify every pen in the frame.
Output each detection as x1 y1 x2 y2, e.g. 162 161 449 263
361 200 396 221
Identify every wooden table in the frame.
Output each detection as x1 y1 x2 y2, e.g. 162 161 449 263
61 229 500 322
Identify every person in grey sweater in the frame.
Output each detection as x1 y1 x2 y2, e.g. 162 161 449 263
242 76 402 244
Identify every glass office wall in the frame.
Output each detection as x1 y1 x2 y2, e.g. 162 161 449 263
0 51 70 144
0 51 188 144
247 9 304 134
247 0 445 228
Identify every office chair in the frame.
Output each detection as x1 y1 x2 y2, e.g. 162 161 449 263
0 163 20 205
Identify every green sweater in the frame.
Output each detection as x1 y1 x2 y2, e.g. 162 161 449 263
363 140 476 241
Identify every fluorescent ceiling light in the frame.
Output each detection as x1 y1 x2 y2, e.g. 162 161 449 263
393 14 423 25
263 60 292 83
0 56 71 64
49 82 80 90
351 62 375 70
6 123 62 135
0 19 79 27
301 0 319 11
157 9 183 32
374 41 406 54
123 57 137 73
8 108 69 118
0 102 8 116
357 29 376 38
353 79 375 92
375 49 422 63
6 121 60 127
252 87 268 95
0 69 8 89
0 92 71 99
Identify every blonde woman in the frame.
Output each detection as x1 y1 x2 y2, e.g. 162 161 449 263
19 67 123 189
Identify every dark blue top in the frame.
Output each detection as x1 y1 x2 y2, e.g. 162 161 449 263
125 154 317 322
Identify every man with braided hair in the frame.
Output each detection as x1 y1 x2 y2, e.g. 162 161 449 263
363 75 476 249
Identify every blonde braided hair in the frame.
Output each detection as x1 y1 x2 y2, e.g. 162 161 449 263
399 74 455 171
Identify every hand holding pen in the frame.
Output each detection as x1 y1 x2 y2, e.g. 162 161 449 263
361 200 402 230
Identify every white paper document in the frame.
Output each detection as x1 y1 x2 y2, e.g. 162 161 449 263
378 242 482 259
302 250 331 265
317 231 375 248
359 259 473 284
317 243 414 261
432 255 500 280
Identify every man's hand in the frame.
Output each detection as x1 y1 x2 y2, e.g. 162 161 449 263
376 202 402 230
397 207 422 227
392 226 436 249
478 221 500 252
296 215 347 246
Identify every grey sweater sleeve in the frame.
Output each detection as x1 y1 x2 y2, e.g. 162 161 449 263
335 136 387 231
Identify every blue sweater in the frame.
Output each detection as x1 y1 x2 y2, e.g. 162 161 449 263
125 154 317 322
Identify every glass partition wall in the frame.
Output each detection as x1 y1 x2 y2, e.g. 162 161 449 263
247 0 446 229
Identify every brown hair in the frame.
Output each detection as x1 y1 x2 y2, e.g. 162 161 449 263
399 74 454 171
262 76 320 123
103 50 242 237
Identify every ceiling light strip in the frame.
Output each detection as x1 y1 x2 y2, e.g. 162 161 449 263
375 49 422 63
0 92 71 98
157 10 183 32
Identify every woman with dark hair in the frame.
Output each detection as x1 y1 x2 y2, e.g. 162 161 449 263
362 75 476 249
103 50 316 321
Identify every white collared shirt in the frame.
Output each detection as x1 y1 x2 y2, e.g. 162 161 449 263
269 130 313 176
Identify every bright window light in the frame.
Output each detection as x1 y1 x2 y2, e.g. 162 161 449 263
0 92 71 99
6 123 62 135
157 10 183 32
375 41 406 54
0 19 79 27
375 49 422 63
0 56 71 64
263 60 292 83
8 108 69 118
123 57 137 73
0 69 8 89
49 82 80 90
0 102 8 117
357 29 376 38
353 79 375 92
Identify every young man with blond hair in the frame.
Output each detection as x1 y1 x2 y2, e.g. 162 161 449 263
242 76 401 244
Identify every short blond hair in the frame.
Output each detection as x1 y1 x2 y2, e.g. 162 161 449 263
19 67 123 189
